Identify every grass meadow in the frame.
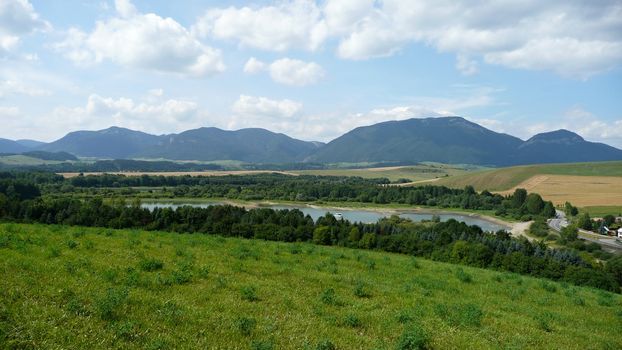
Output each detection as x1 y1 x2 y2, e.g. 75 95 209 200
1 223 621 349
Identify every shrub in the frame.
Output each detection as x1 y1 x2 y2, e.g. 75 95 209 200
95 287 128 321
535 312 554 332
353 281 371 298
455 268 473 283
343 314 362 328
435 303 483 328
66 240 78 249
241 286 259 302
235 316 256 336
396 325 429 350
251 340 274 350
540 281 557 293
320 288 337 305
315 339 336 350
139 258 164 272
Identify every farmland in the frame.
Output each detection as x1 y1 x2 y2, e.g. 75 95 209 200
432 161 622 212
1 223 620 349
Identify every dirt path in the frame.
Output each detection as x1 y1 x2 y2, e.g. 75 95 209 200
510 221 534 241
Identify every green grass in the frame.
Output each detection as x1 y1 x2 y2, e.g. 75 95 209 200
433 161 622 191
1 223 621 349
580 206 622 217
0 155 68 166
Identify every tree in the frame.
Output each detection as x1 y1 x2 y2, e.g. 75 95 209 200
313 226 333 245
577 213 593 231
348 227 361 243
602 215 616 227
564 202 578 217
605 255 622 286
512 188 527 208
560 225 578 242
524 193 544 215
542 202 556 218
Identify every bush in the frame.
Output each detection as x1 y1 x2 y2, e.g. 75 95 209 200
234 316 256 336
139 258 164 272
353 281 371 298
343 314 362 328
455 268 473 283
95 287 128 321
320 288 338 306
315 340 336 350
241 286 259 302
396 325 429 350
435 303 483 328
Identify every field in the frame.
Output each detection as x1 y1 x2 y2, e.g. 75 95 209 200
0 155 66 166
432 161 622 212
292 163 480 182
1 223 620 349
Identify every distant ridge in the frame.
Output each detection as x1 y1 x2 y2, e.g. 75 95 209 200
2 116 620 165
305 117 622 166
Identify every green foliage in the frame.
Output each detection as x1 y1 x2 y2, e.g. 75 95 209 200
139 258 164 272
455 268 473 283
241 286 259 302
234 316 256 336
396 325 429 350
577 213 593 230
435 303 483 328
95 287 129 321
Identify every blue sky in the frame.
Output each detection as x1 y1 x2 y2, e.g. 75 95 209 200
0 0 621 147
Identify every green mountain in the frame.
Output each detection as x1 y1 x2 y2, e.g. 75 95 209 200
40 126 322 163
143 127 322 163
40 127 161 159
0 138 29 153
515 129 622 164
306 117 524 165
307 117 622 166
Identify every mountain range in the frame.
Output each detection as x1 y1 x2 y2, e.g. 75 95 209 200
2 117 621 166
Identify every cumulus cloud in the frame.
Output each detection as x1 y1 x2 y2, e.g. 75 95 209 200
243 57 266 74
194 0 326 52
232 95 302 118
0 0 50 55
54 0 224 76
199 0 622 78
0 79 51 97
243 57 325 86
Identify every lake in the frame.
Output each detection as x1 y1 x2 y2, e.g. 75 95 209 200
141 201 509 232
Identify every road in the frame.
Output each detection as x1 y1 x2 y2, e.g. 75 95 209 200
548 210 622 253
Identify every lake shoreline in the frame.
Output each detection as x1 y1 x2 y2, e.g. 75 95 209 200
139 197 518 232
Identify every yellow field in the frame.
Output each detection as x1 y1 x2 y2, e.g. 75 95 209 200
497 175 622 207
293 164 476 182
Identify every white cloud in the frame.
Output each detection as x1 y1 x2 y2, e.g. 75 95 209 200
243 57 325 86
55 0 224 77
0 0 50 55
0 79 51 97
243 57 266 74
268 58 325 86
0 106 19 117
198 0 622 77
456 54 478 76
232 95 302 118
194 0 326 52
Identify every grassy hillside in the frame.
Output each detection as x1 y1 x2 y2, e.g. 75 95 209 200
433 161 622 192
1 224 620 349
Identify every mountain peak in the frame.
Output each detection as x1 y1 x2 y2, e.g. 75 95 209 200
527 129 584 143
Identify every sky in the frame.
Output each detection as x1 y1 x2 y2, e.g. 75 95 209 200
0 0 621 147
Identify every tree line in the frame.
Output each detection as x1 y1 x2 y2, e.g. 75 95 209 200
0 176 619 292
41 173 558 221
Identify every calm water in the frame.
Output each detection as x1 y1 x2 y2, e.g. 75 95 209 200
141 201 508 232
